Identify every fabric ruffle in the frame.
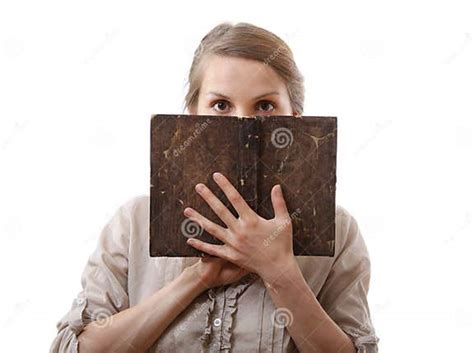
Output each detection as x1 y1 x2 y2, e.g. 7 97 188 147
199 286 218 347
220 273 259 351
199 273 259 352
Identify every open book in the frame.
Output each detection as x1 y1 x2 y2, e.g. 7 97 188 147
150 114 337 257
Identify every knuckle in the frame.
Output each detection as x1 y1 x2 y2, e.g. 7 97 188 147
234 230 243 238
228 192 241 204
233 231 247 243
206 222 218 233
279 216 292 226
227 251 240 263
204 244 215 255
213 203 227 214
244 215 259 228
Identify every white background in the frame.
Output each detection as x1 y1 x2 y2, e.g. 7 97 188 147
0 0 473 352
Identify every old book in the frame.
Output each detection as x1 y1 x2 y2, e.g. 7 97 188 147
150 114 337 257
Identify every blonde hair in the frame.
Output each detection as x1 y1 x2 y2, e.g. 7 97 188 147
183 22 305 115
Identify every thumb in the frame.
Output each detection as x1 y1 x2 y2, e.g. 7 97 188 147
271 184 289 219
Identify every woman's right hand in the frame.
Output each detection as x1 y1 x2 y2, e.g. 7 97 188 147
185 255 250 290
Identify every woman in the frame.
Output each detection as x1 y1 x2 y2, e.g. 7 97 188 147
50 22 380 353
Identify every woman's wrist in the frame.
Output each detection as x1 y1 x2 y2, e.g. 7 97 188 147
258 256 300 288
179 265 210 294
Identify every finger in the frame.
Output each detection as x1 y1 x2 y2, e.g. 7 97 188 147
271 184 290 219
186 238 230 260
195 183 238 229
212 172 256 219
184 208 230 244
201 254 211 261
201 253 219 262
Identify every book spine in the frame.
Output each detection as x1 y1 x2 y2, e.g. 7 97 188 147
237 119 261 213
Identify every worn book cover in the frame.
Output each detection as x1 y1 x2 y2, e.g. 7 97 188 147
150 114 337 257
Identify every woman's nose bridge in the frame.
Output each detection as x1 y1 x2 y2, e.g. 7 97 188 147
234 106 254 117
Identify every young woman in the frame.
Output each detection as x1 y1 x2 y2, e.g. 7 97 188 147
50 22 380 353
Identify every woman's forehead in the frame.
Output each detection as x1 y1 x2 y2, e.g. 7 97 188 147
199 55 287 99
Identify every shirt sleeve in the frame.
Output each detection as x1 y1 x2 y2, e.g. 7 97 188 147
50 198 133 353
316 206 380 353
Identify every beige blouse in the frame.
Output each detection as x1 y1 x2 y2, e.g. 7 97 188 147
50 194 380 353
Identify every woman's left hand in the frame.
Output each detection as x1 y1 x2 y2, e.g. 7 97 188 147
184 171 297 284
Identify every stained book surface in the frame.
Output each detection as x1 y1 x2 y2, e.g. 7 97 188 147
150 114 337 257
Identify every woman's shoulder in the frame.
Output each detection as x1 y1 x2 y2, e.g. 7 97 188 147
336 203 355 222
335 204 363 235
121 193 150 231
121 193 149 215
334 203 371 262
110 194 150 245
110 194 149 229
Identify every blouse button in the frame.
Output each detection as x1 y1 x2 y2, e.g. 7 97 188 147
213 318 222 327
75 296 85 305
76 298 84 305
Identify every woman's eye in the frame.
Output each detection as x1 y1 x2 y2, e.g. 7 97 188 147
212 100 231 113
257 101 275 112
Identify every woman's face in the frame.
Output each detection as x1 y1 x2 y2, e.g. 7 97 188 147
188 54 295 117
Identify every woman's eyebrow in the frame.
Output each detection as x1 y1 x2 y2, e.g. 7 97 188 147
253 91 280 100
206 91 280 100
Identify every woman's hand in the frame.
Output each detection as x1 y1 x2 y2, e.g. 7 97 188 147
186 255 250 290
184 172 297 284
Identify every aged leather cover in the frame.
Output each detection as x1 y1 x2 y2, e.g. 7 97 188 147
150 114 337 257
